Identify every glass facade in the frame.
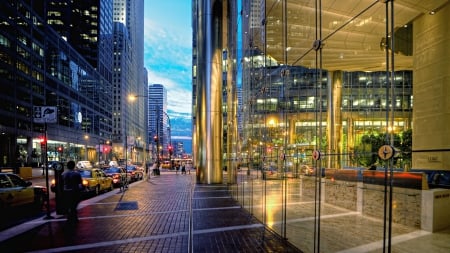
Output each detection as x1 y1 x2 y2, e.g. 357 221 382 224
0 1 112 167
227 0 450 252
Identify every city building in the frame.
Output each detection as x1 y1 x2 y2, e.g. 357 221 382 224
0 0 112 167
0 0 146 168
112 0 147 164
46 0 114 84
148 84 170 161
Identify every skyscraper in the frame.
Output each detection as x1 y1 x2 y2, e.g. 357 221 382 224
112 0 146 163
148 84 169 157
46 0 114 83
0 0 112 166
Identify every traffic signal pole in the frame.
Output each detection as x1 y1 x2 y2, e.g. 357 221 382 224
42 122 53 219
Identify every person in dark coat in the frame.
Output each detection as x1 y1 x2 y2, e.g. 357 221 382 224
62 160 83 223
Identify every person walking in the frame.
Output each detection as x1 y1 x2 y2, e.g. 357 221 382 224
181 163 186 174
62 160 83 223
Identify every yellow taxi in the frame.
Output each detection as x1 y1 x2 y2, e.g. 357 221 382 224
0 173 47 211
51 168 113 196
78 168 113 195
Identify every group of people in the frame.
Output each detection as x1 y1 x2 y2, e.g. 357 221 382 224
174 163 189 174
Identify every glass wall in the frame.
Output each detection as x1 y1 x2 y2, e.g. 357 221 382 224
232 0 450 252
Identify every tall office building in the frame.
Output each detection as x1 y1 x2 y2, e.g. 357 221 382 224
46 0 114 83
148 84 169 158
112 0 146 163
111 22 131 160
0 0 112 166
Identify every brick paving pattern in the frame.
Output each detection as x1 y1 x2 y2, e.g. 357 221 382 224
0 172 301 253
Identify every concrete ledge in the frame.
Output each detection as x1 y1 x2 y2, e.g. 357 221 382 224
421 188 450 232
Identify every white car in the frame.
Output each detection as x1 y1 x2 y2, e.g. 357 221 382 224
76 161 93 169
108 160 119 167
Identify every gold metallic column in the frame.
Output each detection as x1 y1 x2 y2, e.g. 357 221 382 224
327 71 343 169
195 0 224 183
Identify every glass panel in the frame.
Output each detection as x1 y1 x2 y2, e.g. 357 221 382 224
238 0 450 252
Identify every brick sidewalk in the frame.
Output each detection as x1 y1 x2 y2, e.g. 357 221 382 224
0 172 301 253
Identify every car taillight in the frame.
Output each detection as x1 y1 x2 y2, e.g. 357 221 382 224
113 174 120 179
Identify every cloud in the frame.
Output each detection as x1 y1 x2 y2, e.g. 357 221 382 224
144 18 192 116
146 70 192 115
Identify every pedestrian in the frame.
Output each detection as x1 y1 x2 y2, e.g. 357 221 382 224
62 160 83 223
181 163 186 174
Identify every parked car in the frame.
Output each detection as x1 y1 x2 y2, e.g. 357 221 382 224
103 167 130 187
80 169 113 195
125 165 144 181
161 161 171 169
76 161 93 169
51 168 113 196
0 173 47 211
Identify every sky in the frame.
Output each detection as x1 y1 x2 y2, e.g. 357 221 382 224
143 1 192 121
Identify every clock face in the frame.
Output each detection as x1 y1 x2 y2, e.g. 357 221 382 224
378 145 394 160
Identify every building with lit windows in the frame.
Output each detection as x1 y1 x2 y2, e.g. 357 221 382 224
148 84 170 160
112 0 147 164
0 0 112 167
46 0 114 84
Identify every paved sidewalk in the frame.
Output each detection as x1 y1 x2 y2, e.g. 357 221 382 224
0 172 301 253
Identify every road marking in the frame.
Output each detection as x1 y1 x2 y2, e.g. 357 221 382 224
335 230 432 253
26 223 264 253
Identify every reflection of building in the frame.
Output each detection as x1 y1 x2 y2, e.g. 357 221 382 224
192 1 450 252
192 0 450 174
241 57 413 169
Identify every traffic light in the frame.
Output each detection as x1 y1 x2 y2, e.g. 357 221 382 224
153 135 158 143
39 137 47 149
39 137 47 144
168 145 173 155
57 146 64 153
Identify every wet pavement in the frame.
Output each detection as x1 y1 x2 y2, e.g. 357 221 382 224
0 170 301 253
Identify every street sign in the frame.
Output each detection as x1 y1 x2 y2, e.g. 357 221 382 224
33 106 57 123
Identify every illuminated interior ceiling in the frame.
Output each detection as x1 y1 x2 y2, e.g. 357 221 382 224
261 0 448 71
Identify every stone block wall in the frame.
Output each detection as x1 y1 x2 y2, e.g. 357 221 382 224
324 179 358 211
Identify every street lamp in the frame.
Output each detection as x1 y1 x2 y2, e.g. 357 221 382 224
126 93 147 169
84 134 89 160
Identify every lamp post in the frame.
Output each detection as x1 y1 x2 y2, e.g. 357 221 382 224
84 134 89 160
126 93 148 169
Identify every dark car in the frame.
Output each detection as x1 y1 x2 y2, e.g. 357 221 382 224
0 173 47 211
103 167 130 187
125 165 144 182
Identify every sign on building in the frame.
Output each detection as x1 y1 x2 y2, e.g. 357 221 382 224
33 106 57 123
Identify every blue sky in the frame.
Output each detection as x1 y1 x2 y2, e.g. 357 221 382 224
143 1 192 120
